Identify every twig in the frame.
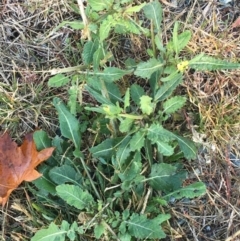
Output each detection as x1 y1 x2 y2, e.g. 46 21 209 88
77 0 91 40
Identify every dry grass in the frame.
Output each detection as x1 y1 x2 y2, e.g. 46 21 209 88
0 0 240 240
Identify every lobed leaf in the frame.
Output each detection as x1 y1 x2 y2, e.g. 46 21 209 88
155 140 174 156
163 182 207 202
67 85 78 116
189 54 240 71
140 95 155 115
163 96 186 114
147 123 175 143
124 3 146 14
31 222 67 241
125 213 168 239
119 118 134 133
56 184 94 210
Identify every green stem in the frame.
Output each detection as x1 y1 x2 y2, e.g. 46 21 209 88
80 157 101 200
151 20 156 58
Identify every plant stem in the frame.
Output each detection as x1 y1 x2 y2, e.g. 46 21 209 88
151 20 156 58
80 157 101 200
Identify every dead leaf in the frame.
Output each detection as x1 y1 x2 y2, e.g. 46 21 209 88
232 16 240 29
0 132 54 206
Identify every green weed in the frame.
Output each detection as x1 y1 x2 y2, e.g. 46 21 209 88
28 1 240 240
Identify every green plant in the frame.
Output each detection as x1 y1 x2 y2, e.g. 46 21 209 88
30 0 240 240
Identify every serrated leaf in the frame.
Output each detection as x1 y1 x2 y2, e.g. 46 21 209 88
163 96 186 114
94 221 105 239
126 213 167 239
124 3 146 13
129 131 145 152
49 165 81 186
99 17 112 42
53 98 81 149
82 40 98 65
154 73 183 102
143 1 162 33
163 182 206 202
147 123 175 143
88 0 113 11
130 84 145 105
56 184 94 210
134 58 164 79
114 18 141 35
48 74 70 87
155 34 165 52
31 222 67 241
140 95 154 115
148 163 187 192
171 134 197 160
119 118 134 133
189 54 240 71
67 85 78 116
155 140 174 156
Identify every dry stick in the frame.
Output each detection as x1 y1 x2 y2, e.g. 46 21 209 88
77 0 91 40
140 188 152 214
226 229 240 241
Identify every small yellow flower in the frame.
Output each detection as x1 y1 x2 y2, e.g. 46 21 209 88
177 61 189 72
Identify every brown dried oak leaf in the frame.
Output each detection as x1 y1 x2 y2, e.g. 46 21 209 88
232 16 240 28
0 132 54 206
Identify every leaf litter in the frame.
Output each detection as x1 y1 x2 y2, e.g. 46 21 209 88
0 132 54 206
